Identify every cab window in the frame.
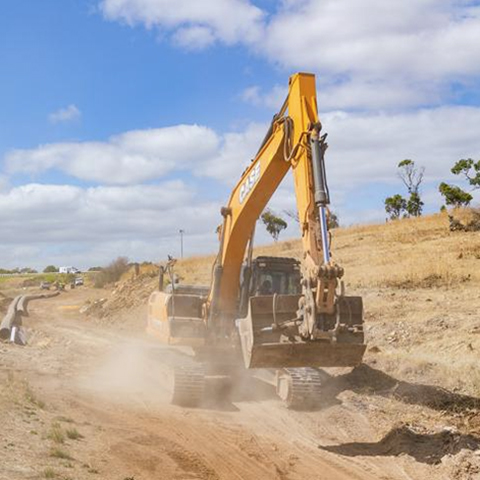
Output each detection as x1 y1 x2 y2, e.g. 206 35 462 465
256 270 301 295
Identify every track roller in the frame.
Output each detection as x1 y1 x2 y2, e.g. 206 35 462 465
170 363 206 407
276 368 322 409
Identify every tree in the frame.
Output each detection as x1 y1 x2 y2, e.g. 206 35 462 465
406 191 424 217
43 265 59 273
398 159 425 195
439 182 473 208
261 209 287 242
385 160 425 220
398 159 425 217
20 267 37 274
451 158 480 189
385 194 407 220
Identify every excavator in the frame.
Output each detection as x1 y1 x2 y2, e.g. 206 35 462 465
147 72 366 408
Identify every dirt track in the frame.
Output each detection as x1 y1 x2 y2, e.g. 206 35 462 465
1 288 479 480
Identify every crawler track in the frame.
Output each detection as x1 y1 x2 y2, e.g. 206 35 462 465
277 368 323 409
171 363 206 407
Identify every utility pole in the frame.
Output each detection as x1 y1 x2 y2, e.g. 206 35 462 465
179 229 184 259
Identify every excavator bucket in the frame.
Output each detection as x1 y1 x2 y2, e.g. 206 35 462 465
237 294 366 369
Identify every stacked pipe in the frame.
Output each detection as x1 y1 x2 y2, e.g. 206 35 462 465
0 292 60 345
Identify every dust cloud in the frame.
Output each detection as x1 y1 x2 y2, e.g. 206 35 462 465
76 334 278 410
78 337 177 406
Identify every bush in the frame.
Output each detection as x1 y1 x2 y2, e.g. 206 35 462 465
94 257 129 288
43 265 59 273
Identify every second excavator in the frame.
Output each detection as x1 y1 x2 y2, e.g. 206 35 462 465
147 72 366 408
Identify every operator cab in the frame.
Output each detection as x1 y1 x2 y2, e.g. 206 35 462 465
251 256 301 296
239 256 301 317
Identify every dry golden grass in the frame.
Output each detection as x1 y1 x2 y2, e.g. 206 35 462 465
174 211 480 291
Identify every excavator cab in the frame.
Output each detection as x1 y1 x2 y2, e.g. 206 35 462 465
239 256 301 316
251 256 301 297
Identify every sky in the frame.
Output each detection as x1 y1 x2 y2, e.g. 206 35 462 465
1 0 480 270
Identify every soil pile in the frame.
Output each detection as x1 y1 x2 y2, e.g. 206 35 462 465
82 272 157 319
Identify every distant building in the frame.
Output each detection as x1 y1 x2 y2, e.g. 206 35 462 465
59 266 80 274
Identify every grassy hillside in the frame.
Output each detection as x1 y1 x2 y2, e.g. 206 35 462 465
177 211 480 290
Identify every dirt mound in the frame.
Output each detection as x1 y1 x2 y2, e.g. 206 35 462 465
82 273 157 320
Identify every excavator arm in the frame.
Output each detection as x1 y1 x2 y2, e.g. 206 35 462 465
207 73 343 341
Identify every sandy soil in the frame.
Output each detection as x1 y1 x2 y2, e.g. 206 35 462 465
1 287 479 480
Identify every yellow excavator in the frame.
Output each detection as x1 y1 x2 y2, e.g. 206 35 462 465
147 72 366 408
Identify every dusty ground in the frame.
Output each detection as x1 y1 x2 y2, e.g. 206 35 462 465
0 284 479 480
2 212 480 480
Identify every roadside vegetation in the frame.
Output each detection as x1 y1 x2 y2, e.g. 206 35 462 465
93 256 130 288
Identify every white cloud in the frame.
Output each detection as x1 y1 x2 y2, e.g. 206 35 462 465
263 1 480 78
244 78 441 111
322 106 480 189
0 175 9 192
262 1 480 108
241 85 286 109
5 122 268 186
100 0 480 110
100 0 264 48
172 26 215 50
318 79 443 111
6 125 220 184
49 104 81 124
199 122 267 181
0 181 220 269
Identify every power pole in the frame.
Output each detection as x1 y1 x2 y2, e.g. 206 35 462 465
179 229 185 259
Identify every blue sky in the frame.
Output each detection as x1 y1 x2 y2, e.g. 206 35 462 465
0 1 275 151
1 0 480 269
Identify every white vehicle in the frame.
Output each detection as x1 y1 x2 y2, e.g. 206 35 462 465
59 266 80 274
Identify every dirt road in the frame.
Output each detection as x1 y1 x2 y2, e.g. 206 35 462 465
1 288 478 480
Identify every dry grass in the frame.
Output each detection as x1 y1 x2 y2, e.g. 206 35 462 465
50 447 73 460
24 384 46 409
48 423 65 444
175 254 216 286
174 211 480 291
43 468 56 479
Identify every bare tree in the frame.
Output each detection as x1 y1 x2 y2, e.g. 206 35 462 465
398 159 424 195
